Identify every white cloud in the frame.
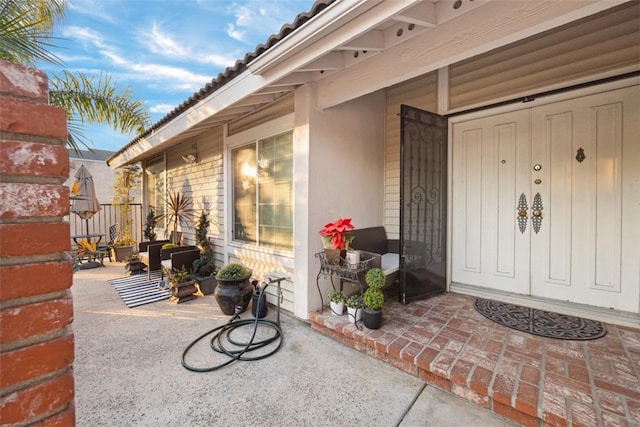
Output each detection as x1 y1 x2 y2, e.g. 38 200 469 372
142 22 188 58
149 104 175 114
200 53 238 68
226 23 246 42
64 26 109 50
66 0 117 24
225 1 309 44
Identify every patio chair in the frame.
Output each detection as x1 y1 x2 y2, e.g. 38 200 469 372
138 240 170 280
169 248 200 275
160 245 196 281
97 223 120 262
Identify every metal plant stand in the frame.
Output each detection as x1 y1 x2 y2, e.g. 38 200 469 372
315 251 376 315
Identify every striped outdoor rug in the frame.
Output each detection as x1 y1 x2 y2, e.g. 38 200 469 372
108 271 170 308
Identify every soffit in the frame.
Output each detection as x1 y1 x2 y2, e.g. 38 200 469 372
108 0 625 168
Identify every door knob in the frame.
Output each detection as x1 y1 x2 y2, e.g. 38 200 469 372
518 209 527 217
532 209 542 217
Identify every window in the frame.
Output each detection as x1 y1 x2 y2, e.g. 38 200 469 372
232 131 293 251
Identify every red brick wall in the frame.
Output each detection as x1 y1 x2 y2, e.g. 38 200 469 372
0 60 75 425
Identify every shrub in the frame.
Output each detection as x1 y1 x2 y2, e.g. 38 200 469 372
365 268 385 289
363 287 384 311
215 262 251 280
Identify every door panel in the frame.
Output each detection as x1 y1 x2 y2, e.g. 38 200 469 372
451 84 639 314
531 87 639 312
451 109 530 293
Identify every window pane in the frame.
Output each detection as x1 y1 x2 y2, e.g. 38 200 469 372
232 145 256 243
232 131 293 251
258 131 293 251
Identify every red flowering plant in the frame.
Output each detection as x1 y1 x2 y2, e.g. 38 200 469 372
320 218 355 250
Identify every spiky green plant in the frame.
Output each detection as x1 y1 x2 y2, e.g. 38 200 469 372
157 191 193 244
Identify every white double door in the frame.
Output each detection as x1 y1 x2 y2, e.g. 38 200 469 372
451 84 640 313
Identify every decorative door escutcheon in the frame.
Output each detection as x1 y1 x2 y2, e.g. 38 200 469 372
517 193 528 234
576 147 585 163
532 193 544 233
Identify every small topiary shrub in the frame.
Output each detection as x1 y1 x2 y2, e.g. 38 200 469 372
215 262 251 281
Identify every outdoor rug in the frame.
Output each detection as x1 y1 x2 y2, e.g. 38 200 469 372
108 271 169 308
474 298 607 340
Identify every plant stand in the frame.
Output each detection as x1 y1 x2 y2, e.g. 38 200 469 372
314 251 376 314
170 280 198 304
112 245 134 262
125 261 146 275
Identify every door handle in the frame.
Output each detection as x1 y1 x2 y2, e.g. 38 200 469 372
517 193 528 234
531 193 543 233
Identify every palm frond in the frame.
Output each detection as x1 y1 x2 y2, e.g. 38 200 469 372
49 71 150 133
0 0 65 66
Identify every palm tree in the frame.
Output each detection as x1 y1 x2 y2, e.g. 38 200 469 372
0 0 149 152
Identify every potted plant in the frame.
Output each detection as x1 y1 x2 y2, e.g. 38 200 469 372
328 290 346 315
112 164 140 261
214 262 253 315
362 268 385 329
124 253 145 275
346 294 363 324
192 210 217 295
157 191 193 244
143 206 158 241
168 266 198 304
319 218 355 265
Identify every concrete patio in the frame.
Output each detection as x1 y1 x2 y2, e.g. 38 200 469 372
72 261 515 426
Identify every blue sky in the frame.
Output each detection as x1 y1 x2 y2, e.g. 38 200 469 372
42 0 316 152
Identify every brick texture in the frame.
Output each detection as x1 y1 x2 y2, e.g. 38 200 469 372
0 140 69 178
0 60 74 426
0 262 72 301
0 223 70 257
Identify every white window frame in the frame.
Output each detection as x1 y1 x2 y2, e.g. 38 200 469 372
224 113 295 256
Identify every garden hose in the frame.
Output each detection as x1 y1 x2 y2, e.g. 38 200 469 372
181 277 285 372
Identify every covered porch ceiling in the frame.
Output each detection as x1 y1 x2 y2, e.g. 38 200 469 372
108 0 626 168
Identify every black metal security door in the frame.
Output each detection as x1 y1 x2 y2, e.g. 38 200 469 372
399 105 447 303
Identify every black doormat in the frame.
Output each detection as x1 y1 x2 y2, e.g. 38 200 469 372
474 298 607 340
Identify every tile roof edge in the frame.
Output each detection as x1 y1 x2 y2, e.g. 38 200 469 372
108 0 336 165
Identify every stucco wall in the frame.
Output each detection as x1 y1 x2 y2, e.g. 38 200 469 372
304 88 386 314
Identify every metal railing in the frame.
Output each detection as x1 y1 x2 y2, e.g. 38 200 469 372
68 203 143 246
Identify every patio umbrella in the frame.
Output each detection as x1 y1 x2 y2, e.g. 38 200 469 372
70 164 101 235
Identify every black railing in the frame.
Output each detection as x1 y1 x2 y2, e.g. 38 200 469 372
68 203 143 246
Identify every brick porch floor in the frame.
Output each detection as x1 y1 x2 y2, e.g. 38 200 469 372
308 291 640 427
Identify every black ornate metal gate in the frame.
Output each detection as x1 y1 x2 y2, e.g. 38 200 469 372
399 105 447 303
